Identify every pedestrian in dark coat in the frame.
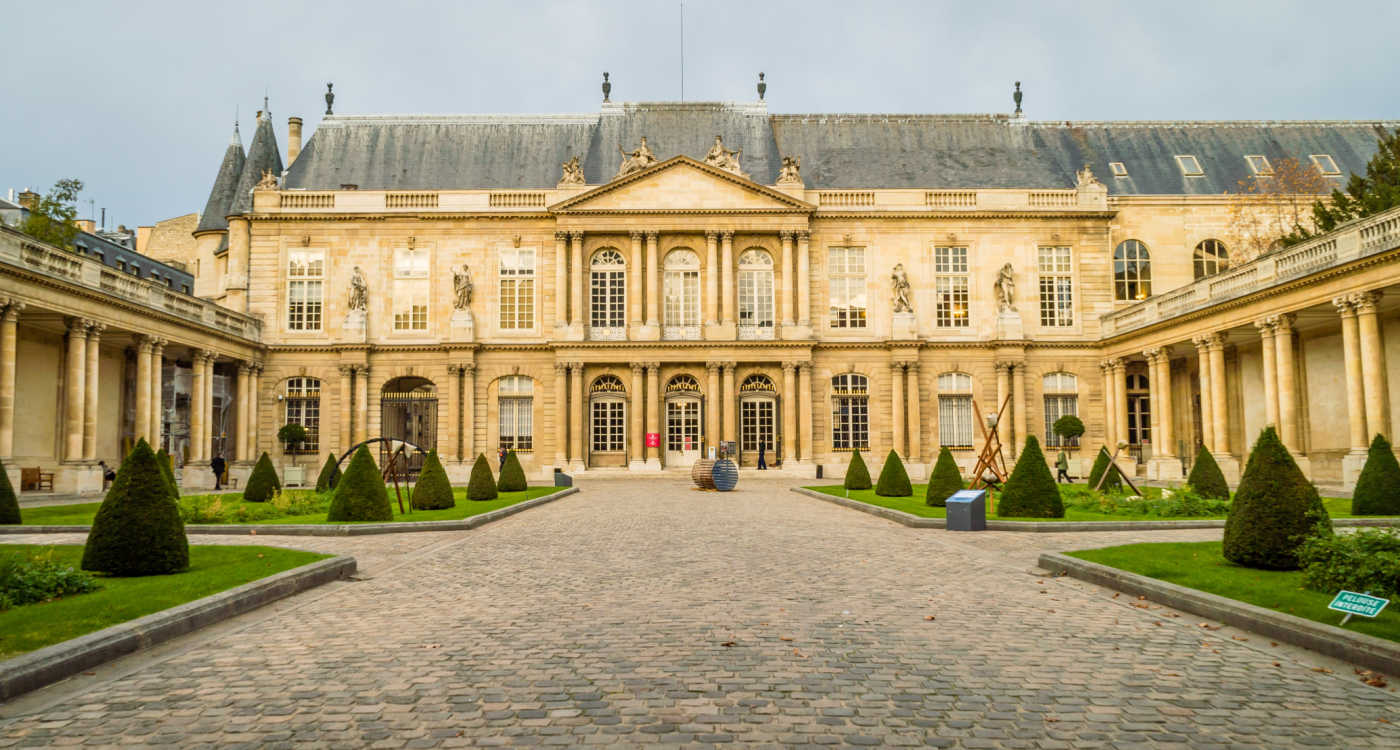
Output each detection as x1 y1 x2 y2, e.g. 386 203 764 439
211 455 226 490
757 443 767 470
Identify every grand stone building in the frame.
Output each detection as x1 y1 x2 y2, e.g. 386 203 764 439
3 91 1398 491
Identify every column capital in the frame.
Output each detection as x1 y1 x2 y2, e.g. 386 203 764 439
554 231 569 242
460 362 476 375
1253 317 1276 334
1272 312 1296 334
629 230 643 241
781 362 798 374
706 361 721 374
337 364 356 376
66 317 90 336
797 361 813 373
446 364 462 376
1099 358 1116 373
720 361 736 372
644 230 659 242
890 361 906 373
1351 290 1382 314
1142 347 1162 363
83 322 105 339
569 230 584 241
705 230 719 241
237 362 252 375
780 230 795 241
645 361 661 373
994 360 1016 374
554 361 569 375
568 361 585 374
1332 295 1358 316
796 230 810 242
904 360 920 372
134 334 155 352
629 361 645 375
721 230 734 241
0 301 22 322
356 364 371 376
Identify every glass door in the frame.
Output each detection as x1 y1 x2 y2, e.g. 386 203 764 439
665 398 701 466
740 398 776 467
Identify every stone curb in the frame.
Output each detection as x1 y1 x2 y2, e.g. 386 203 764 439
790 488 1399 532
1038 552 1400 676
0 487 579 537
0 554 357 701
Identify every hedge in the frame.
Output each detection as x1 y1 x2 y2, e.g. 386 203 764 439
81 438 189 575
1223 426 1331 570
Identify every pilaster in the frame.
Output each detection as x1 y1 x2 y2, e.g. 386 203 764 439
644 362 662 470
639 232 661 340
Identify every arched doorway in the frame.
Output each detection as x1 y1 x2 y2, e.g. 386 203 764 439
738 373 779 467
588 374 627 468
664 374 703 466
381 376 437 473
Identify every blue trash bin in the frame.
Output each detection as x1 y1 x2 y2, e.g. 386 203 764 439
945 489 987 531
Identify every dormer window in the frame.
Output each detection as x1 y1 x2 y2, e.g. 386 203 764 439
1109 162 1128 177
1176 155 1204 176
1245 155 1273 175
1310 154 1341 175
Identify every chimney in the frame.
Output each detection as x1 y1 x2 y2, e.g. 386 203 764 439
75 219 97 234
136 225 153 253
287 116 303 163
16 190 39 210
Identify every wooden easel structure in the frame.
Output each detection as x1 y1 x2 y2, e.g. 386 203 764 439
1092 442 1141 495
969 394 1012 491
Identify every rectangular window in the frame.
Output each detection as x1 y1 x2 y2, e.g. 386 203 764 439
934 246 968 327
831 395 869 451
1037 246 1074 327
1245 155 1273 175
1310 154 1341 175
499 247 536 330
1175 155 1204 176
499 398 533 451
1109 161 1128 177
1044 395 1079 448
392 248 429 332
828 247 867 329
286 249 324 331
283 377 320 453
938 395 974 450
663 270 700 333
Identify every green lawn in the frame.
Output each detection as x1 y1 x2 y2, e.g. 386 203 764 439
804 485 1374 522
1068 541 1400 644
20 486 560 526
0 545 328 658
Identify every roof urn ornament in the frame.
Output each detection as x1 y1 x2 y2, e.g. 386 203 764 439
776 155 803 186
757 72 766 101
1013 81 1023 116
615 136 658 179
254 169 279 190
324 82 334 115
602 72 611 103
558 155 585 187
703 135 746 177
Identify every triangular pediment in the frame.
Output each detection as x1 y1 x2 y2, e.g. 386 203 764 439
550 156 813 213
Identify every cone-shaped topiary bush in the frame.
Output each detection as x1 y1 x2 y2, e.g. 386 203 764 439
82 438 189 575
874 450 913 497
412 450 455 510
1187 444 1230 501
1086 446 1123 492
326 445 392 522
843 451 872 490
498 450 528 492
1223 426 1331 570
243 452 281 503
997 435 1064 518
1352 434 1400 515
155 448 179 499
315 452 341 493
926 447 964 507
467 454 498 501
0 457 20 524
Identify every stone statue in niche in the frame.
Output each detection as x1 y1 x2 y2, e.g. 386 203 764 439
704 135 745 176
776 155 803 185
891 263 913 313
254 169 278 190
1075 163 1101 188
558 155 585 187
453 265 473 310
995 263 1017 312
348 266 368 311
615 137 658 178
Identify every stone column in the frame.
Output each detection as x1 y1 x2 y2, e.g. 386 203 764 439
151 340 167 452
1355 291 1390 441
0 302 21 458
1192 336 1214 452
1208 336 1230 455
192 352 208 463
798 363 814 462
444 364 461 463
461 364 476 461
554 363 569 467
355 365 370 445
779 231 795 329
797 231 811 328
1155 350 1174 458
570 362 585 470
134 336 153 442
1335 297 1369 452
629 363 645 469
706 362 721 452
234 363 250 461
1255 319 1279 428
722 362 737 445
994 362 1011 450
83 324 102 461
906 362 922 464
1272 313 1301 451
628 232 644 331
554 232 568 331
704 231 719 327
1100 360 1116 450
782 363 797 465
247 363 261 459
63 318 87 461
646 362 661 469
202 356 215 460
890 362 906 458
720 231 735 326
570 231 585 329
1112 359 1129 448
338 365 354 454
1011 363 1026 458
645 232 660 333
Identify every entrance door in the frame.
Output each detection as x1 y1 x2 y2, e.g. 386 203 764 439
666 398 701 466
589 399 627 467
740 397 777 467
380 376 437 477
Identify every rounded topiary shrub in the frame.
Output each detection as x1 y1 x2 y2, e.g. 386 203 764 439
467 454 498 501
997 435 1064 518
0 457 20 524
1086 446 1123 492
156 448 179 499
843 452 872 490
82 438 189 576
498 450 528 492
1052 415 1086 448
315 452 341 493
925 447 964 507
1352 434 1400 516
327 445 392 522
1187 443 1230 501
412 450 455 510
1223 426 1331 570
243 452 281 503
875 450 913 497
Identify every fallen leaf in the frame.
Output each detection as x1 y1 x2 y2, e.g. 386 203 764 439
1112 593 1120 599
924 615 936 621
1311 667 1333 674
792 648 806 658
1273 662 1280 667
1198 623 1221 631
780 636 793 642
1232 636 1248 641
720 641 736 647
1153 621 1162 627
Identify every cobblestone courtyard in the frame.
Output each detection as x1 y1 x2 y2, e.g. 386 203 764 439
1 477 1397 748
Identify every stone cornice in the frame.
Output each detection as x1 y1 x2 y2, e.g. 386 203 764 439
812 211 1118 221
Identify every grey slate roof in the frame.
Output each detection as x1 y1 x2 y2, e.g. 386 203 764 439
229 114 283 215
195 126 245 234
278 102 1398 195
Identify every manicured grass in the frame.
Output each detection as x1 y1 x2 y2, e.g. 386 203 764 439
1068 541 1400 644
0 544 327 658
18 486 560 526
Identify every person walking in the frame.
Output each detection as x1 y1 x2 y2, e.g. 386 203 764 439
211 454 226 490
498 446 507 468
1055 450 1072 483
757 442 767 470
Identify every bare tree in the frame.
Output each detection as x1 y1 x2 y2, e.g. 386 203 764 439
1223 157 1331 261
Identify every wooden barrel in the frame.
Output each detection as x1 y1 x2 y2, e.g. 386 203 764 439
711 458 738 492
691 459 716 489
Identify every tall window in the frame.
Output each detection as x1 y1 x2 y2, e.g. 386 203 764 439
934 246 969 327
1127 372 1151 445
392 247 429 331
499 246 536 330
589 248 626 336
738 248 774 337
1042 372 1079 448
1037 246 1074 327
1113 240 1152 301
589 375 626 452
663 249 701 339
283 377 320 453
828 247 867 328
1193 239 1229 279
937 372 974 449
286 249 324 331
830 373 869 451
498 376 533 452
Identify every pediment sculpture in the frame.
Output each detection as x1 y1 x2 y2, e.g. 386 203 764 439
558 155 585 187
704 135 747 178
254 169 279 190
776 155 803 186
615 137 658 179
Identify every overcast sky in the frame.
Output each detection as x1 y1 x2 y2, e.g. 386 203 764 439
4 0 1399 227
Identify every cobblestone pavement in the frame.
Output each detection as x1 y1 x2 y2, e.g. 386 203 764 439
1 477 1396 748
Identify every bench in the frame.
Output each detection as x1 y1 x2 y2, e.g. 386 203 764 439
21 467 53 492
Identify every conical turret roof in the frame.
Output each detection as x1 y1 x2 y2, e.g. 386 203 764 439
194 124 246 234
229 111 283 216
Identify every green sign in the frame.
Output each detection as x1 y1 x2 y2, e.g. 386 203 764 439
1328 591 1389 618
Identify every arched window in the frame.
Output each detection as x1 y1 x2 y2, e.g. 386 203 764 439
1113 240 1152 301
284 377 321 453
1193 239 1229 279
936 372 974 449
498 376 533 452
1042 372 1079 448
739 374 776 393
831 373 869 451
589 374 626 453
738 248 775 338
663 248 700 339
590 248 626 337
